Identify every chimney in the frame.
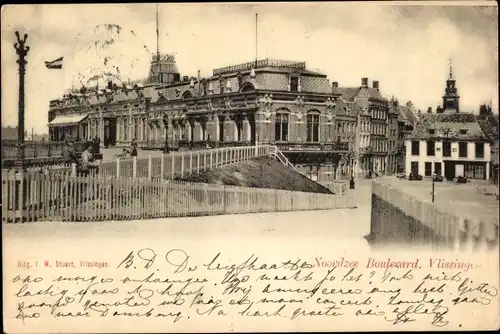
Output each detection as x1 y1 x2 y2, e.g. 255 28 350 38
332 81 338 88
427 107 432 113
372 80 379 91
361 77 368 88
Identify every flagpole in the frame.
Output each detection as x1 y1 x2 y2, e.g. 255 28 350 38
255 13 258 66
197 69 201 96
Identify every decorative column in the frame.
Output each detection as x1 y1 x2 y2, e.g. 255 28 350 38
99 108 104 144
116 117 121 143
139 117 143 141
13 31 29 170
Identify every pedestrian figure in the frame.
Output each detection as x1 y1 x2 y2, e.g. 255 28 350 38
79 143 96 177
350 176 355 190
130 138 139 157
62 139 78 165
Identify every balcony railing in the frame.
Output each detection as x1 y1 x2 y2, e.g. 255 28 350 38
275 142 349 152
178 140 253 150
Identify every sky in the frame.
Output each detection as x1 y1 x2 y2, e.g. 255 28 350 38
1 2 498 134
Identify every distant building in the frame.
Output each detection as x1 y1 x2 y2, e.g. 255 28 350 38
406 65 492 180
1 126 18 140
333 78 389 177
1 126 30 141
476 105 499 184
406 112 491 180
388 99 420 174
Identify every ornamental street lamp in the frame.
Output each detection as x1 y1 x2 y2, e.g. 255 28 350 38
13 31 29 170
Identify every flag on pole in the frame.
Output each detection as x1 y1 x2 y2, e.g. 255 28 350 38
45 57 63 69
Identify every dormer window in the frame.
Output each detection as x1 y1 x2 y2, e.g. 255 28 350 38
459 129 468 135
428 129 435 135
290 76 299 92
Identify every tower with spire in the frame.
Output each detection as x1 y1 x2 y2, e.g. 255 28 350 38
146 4 181 85
441 58 460 113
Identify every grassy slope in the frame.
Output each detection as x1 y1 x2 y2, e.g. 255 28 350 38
177 157 332 194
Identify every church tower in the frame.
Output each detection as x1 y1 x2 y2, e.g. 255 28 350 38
442 59 460 113
146 5 181 85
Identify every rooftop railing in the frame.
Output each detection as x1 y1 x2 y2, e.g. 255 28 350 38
213 59 306 76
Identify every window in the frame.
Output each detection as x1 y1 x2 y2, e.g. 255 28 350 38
475 142 484 158
290 77 299 92
443 141 451 157
426 141 435 156
411 141 420 155
474 164 485 179
459 129 468 135
307 113 320 142
425 162 432 176
275 113 289 142
134 118 139 139
428 129 435 135
411 161 419 175
337 123 342 132
459 142 467 158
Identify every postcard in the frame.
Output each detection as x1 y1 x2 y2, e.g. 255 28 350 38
2 1 499 333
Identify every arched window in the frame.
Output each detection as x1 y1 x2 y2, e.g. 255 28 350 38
307 111 320 142
275 111 289 142
240 82 255 92
181 91 193 100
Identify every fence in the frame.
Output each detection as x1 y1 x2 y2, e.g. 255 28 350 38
369 180 499 252
2 169 355 223
1 140 87 160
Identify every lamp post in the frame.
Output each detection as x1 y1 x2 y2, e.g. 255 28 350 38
13 31 29 170
431 173 436 203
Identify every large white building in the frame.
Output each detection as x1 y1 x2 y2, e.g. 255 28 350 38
405 64 492 180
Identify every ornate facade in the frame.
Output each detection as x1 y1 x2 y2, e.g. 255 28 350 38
48 57 360 180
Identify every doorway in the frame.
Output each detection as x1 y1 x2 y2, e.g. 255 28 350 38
104 118 117 147
444 161 455 181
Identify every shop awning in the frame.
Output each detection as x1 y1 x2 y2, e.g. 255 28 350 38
48 114 88 127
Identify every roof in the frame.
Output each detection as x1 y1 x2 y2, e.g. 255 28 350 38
332 87 360 101
407 112 489 141
333 86 386 102
334 99 363 117
48 114 88 127
397 105 419 125
477 114 499 141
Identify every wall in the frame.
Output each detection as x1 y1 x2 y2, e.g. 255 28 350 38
369 180 499 251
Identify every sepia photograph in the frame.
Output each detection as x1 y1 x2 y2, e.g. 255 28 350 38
2 2 499 333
